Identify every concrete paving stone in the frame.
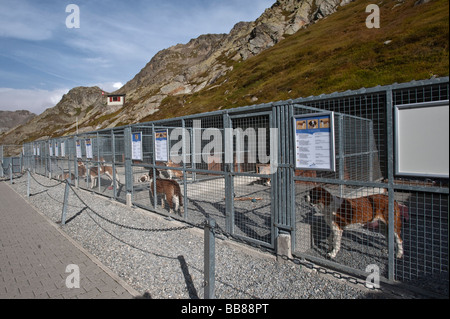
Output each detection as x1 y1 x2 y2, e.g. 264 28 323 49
0 181 139 299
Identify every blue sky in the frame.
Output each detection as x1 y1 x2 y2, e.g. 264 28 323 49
0 0 274 114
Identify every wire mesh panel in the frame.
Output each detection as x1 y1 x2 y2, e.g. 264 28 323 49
0 145 23 178
17 77 449 296
184 172 227 229
293 79 449 296
230 114 274 247
50 138 74 184
296 184 398 277
394 190 449 295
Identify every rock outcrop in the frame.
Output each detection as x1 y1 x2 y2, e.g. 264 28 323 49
0 110 35 135
112 0 346 125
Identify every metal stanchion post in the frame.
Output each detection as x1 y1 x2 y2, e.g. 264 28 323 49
204 217 216 299
61 180 70 225
27 169 30 198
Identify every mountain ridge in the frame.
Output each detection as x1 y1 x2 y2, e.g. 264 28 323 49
0 0 448 151
111 0 346 125
0 110 36 136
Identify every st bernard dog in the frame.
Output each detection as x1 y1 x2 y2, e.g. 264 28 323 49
148 169 183 216
305 187 403 259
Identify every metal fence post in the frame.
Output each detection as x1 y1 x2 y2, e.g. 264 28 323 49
111 129 117 199
124 127 133 207
386 89 395 282
204 217 216 299
9 163 13 184
61 180 70 225
0 145 3 178
27 169 30 198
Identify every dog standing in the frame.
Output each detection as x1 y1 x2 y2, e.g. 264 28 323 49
89 164 120 189
166 160 184 180
305 187 403 259
148 169 183 216
78 161 120 189
77 161 87 178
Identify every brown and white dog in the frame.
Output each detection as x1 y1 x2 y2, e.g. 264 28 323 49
77 161 87 178
78 161 120 189
305 187 403 259
137 160 184 183
148 169 183 216
165 160 184 180
57 172 75 181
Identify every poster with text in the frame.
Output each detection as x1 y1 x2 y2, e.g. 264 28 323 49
294 113 335 171
85 139 93 159
76 140 82 159
60 142 66 157
132 132 143 161
155 130 168 162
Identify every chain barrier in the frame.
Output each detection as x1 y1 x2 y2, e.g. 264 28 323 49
29 170 65 188
67 182 201 233
29 171 201 232
27 172 416 298
210 220 414 298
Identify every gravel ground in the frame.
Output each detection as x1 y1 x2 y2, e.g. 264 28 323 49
7 173 422 299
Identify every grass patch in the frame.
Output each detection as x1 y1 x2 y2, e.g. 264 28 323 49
146 0 448 121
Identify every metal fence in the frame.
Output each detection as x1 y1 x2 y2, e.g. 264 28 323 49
1 145 23 179
19 77 449 296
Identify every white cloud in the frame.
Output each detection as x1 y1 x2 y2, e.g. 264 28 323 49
89 82 123 93
0 87 70 115
0 83 125 116
112 82 123 90
0 0 275 103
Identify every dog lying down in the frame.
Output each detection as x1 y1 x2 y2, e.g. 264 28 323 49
305 187 404 259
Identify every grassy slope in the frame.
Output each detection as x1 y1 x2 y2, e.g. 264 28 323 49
142 0 448 122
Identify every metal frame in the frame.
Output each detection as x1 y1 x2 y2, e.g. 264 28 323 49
293 111 336 172
17 77 449 296
394 100 449 178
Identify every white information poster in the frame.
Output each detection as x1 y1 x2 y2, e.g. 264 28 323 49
85 139 93 159
294 113 335 171
55 142 59 157
132 132 143 161
395 100 449 177
76 140 82 159
49 143 53 157
60 142 66 157
155 130 168 162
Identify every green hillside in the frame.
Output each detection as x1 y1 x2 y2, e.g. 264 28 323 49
143 0 449 121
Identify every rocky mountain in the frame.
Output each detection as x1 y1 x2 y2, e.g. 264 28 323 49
0 110 35 135
111 0 347 125
0 0 448 148
0 86 108 146
2 0 348 143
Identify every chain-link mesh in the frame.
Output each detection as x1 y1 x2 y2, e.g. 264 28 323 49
18 78 449 296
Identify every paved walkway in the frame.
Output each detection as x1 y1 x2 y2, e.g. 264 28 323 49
0 181 141 299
